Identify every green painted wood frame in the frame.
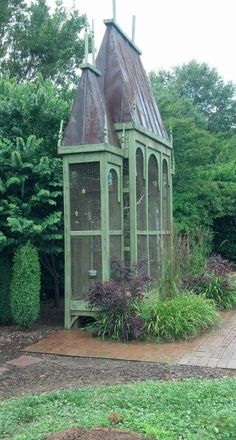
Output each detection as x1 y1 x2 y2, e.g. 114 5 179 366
121 127 173 278
62 147 123 328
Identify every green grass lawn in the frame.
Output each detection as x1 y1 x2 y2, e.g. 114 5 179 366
1 378 236 440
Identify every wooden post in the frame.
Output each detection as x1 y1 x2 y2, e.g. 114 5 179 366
92 19 95 67
85 23 88 64
113 0 116 22
132 15 136 43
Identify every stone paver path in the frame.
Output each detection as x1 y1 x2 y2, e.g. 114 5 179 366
178 310 236 369
21 309 236 369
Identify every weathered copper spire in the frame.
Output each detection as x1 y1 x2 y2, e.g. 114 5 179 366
63 3 168 147
96 20 168 139
63 19 119 147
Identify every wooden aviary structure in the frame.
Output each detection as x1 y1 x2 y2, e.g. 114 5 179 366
59 3 174 328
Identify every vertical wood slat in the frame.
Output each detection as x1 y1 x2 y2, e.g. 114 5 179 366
63 156 72 329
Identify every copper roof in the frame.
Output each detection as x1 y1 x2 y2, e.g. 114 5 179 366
96 21 168 139
63 20 168 147
62 65 119 147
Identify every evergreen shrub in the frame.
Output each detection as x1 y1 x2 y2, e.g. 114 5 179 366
10 243 41 327
0 254 12 323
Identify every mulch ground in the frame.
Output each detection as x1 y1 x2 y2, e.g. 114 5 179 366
0 302 235 401
44 428 152 440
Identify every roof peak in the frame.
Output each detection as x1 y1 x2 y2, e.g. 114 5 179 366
104 19 142 55
80 63 101 76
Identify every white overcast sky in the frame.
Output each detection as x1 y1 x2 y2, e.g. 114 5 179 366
48 0 236 83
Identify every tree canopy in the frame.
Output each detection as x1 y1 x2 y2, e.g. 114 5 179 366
0 0 86 86
150 61 236 260
150 61 236 134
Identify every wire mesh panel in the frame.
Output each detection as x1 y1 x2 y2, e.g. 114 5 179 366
123 159 130 266
109 169 121 230
110 235 122 263
70 163 101 231
163 234 172 264
136 148 146 230
149 235 161 280
162 159 170 230
148 155 160 231
137 235 148 272
71 236 102 300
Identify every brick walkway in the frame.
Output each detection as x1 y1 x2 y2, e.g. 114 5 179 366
178 310 236 369
22 309 236 369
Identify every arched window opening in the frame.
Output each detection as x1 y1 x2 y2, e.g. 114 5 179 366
162 159 170 230
109 169 121 230
109 169 122 270
136 148 146 230
148 155 160 231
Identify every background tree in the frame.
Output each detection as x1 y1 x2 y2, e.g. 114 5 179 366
0 136 64 305
0 74 71 155
150 62 236 260
150 61 236 134
0 0 26 58
0 0 87 86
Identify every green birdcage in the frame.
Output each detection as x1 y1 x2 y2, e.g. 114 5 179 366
59 13 174 329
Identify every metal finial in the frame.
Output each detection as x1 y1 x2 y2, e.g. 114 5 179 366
113 0 116 22
84 22 88 64
92 19 95 67
121 124 125 148
132 16 136 43
132 100 137 125
104 114 109 144
58 119 64 148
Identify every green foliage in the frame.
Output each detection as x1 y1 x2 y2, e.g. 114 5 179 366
214 216 236 262
0 136 63 254
150 63 236 235
0 74 71 156
1 379 236 439
138 293 219 341
0 253 12 323
10 242 41 327
151 60 236 133
186 274 236 310
0 1 26 58
173 228 211 281
0 0 86 86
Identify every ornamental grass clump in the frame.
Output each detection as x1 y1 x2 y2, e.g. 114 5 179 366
87 260 151 341
182 254 236 309
10 242 41 327
138 293 219 341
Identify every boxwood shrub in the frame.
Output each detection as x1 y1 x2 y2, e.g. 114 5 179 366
0 253 12 324
10 242 41 327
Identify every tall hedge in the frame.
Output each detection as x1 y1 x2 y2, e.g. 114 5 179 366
0 254 12 324
10 243 41 327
